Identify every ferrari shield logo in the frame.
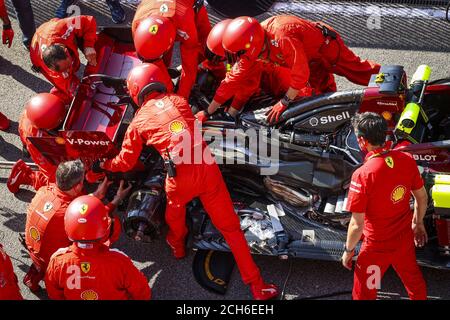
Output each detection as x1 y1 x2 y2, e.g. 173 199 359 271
43 201 53 212
385 156 394 168
160 3 169 13
79 204 88 215
81 262 90 273
149 24 158 35
155 100 165 109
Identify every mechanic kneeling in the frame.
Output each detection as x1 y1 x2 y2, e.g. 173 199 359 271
98 63 279 300
198 15 381 123
45 194 151 300
24 160 126 292
342 112 428 300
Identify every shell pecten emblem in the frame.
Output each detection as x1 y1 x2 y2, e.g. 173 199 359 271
169 120 185 134
391 185 406 204
55 137 65 145
81 290 98 300
29 227 40 242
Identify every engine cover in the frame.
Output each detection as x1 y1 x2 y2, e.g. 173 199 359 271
294 106 356 132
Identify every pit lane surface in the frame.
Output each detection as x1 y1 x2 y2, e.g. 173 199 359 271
0 0 449 300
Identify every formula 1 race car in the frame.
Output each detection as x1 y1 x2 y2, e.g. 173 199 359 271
26 27 450 293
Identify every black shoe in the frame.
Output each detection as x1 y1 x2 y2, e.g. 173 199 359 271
106 0 126 24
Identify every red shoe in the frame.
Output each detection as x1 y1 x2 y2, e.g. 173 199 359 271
0 112 10 131
7 160 33 193
166 238 186 259
250 277 279 300
23 264 43 293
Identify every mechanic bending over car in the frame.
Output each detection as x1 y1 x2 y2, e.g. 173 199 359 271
23 160 128 293
132 0 225 100
7 93 66 194
96 63 279 300
197 15 381 123
45 194 151 300
0 0 14 131
342 112 428 300
30 15 98 105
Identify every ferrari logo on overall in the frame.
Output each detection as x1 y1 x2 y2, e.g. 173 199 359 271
155 100 165 109
81 262 90 273
385 156 394 168
391 185 406 204
149 24 158 35
79 204 88 215
43 201 53 212
160 3 169 13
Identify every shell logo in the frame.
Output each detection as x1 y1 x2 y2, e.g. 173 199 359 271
381 111 392 121
81 290 98 300
29 227 40 242
149 24 158 35
55 137 66 145
169 120 185 134
391 185 406 204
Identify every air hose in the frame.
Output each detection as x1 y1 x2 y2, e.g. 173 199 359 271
279 259 352 300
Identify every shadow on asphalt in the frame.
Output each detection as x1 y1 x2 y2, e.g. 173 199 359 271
0 56 52 94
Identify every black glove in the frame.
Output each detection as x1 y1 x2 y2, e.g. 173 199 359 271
92 160 104 173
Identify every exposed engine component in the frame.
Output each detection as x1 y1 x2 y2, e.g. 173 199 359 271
123 175 165 243
263 177 316 207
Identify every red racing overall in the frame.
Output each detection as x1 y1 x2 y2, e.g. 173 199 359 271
45 243 151 300
103 93 262 285
0 244 23 300
30 16 97 104
25 184 122 288
19 110 57 189
132 0 211 99
346 145 427 300
214 15 380 110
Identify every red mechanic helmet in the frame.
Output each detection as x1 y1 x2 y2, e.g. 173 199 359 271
206 19 232 61
127 63 172 106
222 16 265 63
133 16 176 61
64 195 110 242
25 93 66 130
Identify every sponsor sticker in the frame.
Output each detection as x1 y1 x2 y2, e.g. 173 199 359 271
81 290 98 300
391 185 406 203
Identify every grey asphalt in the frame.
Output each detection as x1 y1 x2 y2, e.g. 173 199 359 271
0 0 449 301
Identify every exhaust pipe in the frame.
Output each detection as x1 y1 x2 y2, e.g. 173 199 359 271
324 196 337 214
